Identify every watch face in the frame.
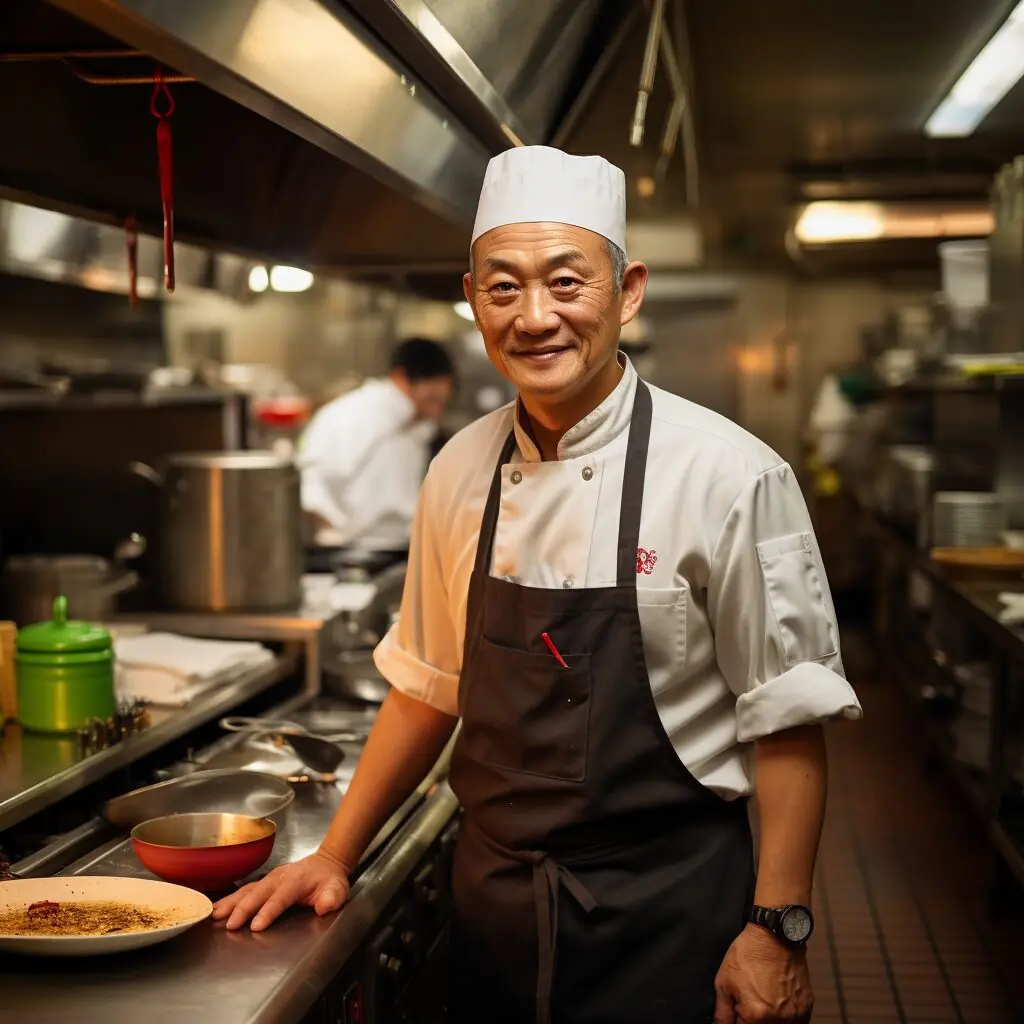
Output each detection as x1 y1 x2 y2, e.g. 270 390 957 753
781 906 813 943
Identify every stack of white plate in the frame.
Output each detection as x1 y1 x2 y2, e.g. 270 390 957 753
932 492 1006 548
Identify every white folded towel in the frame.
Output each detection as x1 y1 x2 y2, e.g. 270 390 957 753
115 670 231 708
115 632 271 684
114 632 273 707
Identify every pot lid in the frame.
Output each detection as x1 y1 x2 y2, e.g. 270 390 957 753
17 596 113 655
5 554 110 576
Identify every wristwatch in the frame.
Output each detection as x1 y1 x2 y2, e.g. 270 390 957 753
749 904 814 946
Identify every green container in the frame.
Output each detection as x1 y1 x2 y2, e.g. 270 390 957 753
16 595 115 734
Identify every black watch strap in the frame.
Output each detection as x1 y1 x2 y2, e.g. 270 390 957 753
750 904 781 932
749 903 814 946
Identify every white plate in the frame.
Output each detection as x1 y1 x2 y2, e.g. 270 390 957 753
0 876 212 957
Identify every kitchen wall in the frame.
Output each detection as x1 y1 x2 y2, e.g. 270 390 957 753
0 272 164 367
732 274 937 464
162 269 936 467
162 278 479 398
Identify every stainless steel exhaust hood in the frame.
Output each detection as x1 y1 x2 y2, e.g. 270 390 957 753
0 198 251 300
0 0 632 273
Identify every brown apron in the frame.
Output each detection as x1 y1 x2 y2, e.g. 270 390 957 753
447 379 755 1024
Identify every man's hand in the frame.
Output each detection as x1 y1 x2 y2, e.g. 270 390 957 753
212 849 350 932
713 924 813 1024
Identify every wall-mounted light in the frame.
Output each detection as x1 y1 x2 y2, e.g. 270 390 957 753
248 264 314 293
794 201 993 245
453 300 475 322
636 176 656 199
248 265 269 292
269 265 314 292
926 1 1024 137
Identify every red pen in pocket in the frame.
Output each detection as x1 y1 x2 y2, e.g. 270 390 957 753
541 632 569 668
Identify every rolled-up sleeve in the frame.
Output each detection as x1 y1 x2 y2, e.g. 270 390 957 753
706 462 862 742
373 468 461 715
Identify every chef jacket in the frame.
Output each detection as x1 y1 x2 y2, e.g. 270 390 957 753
301 378 436 549
374 357 862 799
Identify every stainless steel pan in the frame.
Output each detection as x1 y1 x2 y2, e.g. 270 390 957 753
100 768 295 831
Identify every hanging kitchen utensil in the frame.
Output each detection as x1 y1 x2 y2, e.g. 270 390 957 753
151 67 175 293
125 216 138 306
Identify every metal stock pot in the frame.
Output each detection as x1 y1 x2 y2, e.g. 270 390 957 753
131 451 303 612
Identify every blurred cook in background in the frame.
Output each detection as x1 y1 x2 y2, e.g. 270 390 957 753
300 337 455 550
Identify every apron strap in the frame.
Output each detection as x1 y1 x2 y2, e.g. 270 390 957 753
616 379 653 586
531 853 597 1024
474 430 518 576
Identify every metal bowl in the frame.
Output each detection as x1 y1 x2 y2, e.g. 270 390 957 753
131 812 276 892
101 769 295 831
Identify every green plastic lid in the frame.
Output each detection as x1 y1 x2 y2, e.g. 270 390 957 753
17 596 113 655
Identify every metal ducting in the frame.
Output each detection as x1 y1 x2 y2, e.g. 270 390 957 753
0 0 634 275
0 198 251 299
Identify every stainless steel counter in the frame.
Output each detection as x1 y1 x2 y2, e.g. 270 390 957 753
0 783 458 1024
0 653 298 831
0 696 459 1024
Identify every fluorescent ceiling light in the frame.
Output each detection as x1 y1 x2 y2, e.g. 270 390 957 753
269 265 314 292
926 1 1024 137
248 265 269 292
794 201 993 245
453 300 475 322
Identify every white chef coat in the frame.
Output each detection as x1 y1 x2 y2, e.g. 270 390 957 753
374 357 862 798
301 378 435 549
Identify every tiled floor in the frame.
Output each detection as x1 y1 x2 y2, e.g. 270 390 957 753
808 654 1023 1023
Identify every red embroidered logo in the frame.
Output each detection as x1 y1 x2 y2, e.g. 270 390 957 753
636 547 658 575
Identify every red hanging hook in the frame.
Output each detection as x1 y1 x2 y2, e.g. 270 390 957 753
150 66 176 119
151 66 175 292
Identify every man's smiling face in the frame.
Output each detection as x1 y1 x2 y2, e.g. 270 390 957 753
464 223 644 406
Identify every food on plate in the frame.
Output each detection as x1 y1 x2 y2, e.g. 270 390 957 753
0 899 177 937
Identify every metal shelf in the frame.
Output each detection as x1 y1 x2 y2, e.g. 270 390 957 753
874 512 1024 896
0 653 298 832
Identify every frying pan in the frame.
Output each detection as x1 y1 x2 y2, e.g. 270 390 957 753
219 716 357 774
132 812 276 892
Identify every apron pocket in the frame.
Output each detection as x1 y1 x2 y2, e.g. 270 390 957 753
463 637 592 782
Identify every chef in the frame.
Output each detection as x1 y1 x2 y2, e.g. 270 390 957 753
215 146 862 1024
300 336 455 549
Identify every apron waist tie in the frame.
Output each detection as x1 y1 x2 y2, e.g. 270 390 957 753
531 852 597 1024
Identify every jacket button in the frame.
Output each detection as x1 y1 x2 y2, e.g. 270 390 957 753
511 470 523 484
562 577 574 589
581 467 594 481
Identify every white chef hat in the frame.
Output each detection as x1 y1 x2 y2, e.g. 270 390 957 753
471 145 627 255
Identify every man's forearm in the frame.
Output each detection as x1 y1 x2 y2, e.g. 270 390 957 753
319 688 458 873
752 724 828 906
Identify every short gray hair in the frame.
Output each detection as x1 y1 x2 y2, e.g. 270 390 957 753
606 239 627 292
469 237 628 292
